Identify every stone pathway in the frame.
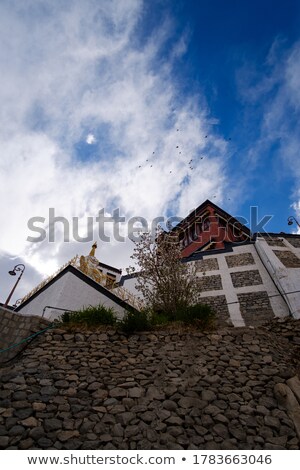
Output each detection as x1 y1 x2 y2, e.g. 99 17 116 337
0 318 300 450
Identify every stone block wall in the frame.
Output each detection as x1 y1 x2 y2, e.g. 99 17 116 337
196 295 231 326
237 291 274 326
230 270 263 288
265 238 285 247
195 257 219 272
286 238 300 248
2 318 300 450
225 253 255 268
196 275 223 292
273 250 300 268
0 307 51 364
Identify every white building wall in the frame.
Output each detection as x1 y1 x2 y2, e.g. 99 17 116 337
255 236 300 319
191 244 288 326
120 243 290 326
99 265 122 283
19 271 127 321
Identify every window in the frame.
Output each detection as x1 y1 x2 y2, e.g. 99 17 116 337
106 273 116 289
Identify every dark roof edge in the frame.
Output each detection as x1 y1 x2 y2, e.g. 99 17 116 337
172 199 251 236
181 239 253 262
98 262 122 274
118 272 139 286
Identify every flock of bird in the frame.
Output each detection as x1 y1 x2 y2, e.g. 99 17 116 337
136 129 211 174
135 127 232 201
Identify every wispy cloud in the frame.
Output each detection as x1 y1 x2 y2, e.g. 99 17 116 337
236 38 300 220
0 0 230 299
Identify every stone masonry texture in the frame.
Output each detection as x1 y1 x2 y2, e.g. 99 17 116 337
231 270 263 288
273 250 300 268
1 318 300 450
0 307 50 364
195 258 219 272
225 253 255 268
265 238 286 247
194 295 231 326
237 292 274 326
285 238 300 248
196 275 223 292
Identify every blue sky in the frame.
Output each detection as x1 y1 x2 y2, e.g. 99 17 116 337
1 0 300 302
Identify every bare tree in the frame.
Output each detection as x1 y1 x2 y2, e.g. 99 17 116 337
128 228 198 319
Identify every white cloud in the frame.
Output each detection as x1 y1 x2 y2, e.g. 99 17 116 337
261 42 300 209
86 133 96 144
0 0 229 302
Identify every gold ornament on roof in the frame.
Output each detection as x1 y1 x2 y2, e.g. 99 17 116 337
89 242 97 257
18 242 145 312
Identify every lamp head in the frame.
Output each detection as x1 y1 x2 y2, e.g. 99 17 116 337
288 219 293 226
8 269 16 276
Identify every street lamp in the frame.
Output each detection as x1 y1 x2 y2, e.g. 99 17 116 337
12 298 23 309
287 216 300 228
4 264 25 308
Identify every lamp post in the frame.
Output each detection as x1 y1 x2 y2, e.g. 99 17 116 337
4 264 25 308
287 216 300 229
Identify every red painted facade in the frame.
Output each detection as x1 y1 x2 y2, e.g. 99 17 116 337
172 200 251 259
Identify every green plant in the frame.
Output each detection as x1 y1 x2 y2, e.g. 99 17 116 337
60 304 116 327
120 309 151 334
150 311 170 326
175 303 215 329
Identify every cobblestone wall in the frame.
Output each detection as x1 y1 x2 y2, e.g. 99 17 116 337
1 318 300 450
230 270 263 288
196 275 223 292
237 291 274 326
195 258 219 272
265 238 285 247
0 307 51 364
225 253 255 268
273 250 300 268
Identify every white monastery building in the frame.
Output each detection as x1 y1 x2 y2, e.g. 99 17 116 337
16 200 300 326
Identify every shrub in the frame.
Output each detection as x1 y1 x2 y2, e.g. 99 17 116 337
60 304 116 327
120 309 151 334
176 303 215 329
151 311 170 326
